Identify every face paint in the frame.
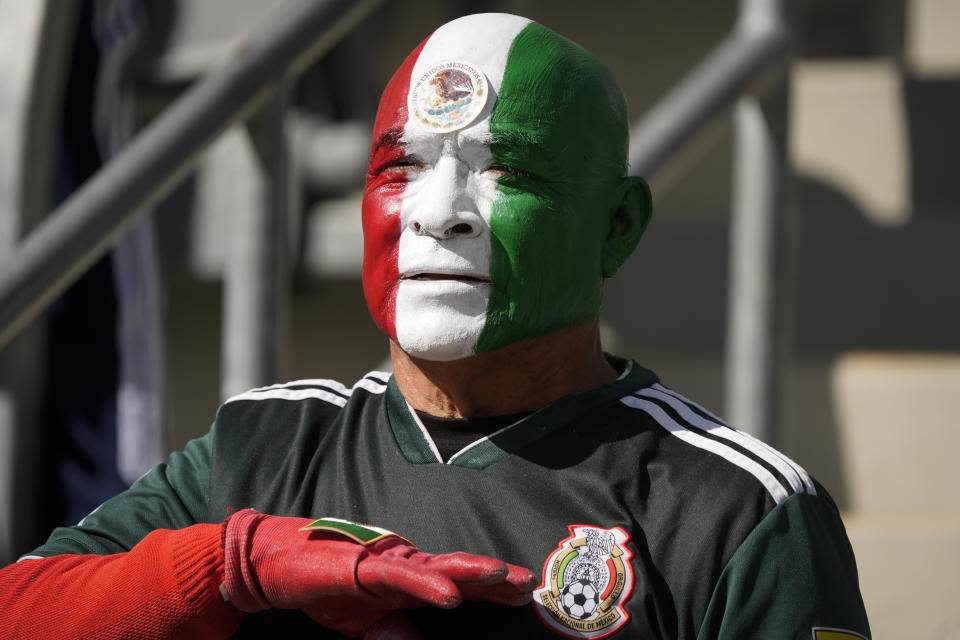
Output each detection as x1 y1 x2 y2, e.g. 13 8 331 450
362 14 630 360
362 36 427 344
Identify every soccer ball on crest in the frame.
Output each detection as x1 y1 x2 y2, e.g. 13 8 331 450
560 578 599 620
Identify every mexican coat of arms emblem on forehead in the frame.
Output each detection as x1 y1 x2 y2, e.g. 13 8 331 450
533 525 635 639
409 60 489 132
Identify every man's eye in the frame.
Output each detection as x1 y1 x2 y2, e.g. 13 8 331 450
485 163 531 178
380 157 425 173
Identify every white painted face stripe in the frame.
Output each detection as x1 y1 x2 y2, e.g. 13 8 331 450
394 14 531 361
621 395 791 504
650 383 817 495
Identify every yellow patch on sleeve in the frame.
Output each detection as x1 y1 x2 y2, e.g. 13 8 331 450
813 628 869 640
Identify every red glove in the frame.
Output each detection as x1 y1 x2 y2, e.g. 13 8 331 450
221 509 535 637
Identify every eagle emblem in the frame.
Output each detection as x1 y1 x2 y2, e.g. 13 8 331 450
409 60 488 131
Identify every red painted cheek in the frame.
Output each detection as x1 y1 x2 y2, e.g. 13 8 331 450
362 184 404 340
361 35 427 341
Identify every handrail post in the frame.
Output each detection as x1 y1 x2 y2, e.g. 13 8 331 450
0 1 78 565
724 0 792 439
221 84 291 399
627 0 792 438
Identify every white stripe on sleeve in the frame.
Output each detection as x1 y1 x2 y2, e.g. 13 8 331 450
621 395 790 504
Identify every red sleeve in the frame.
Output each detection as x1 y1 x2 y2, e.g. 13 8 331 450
0 523 243 639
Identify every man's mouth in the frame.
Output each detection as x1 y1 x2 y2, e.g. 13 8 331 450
404 272 491 284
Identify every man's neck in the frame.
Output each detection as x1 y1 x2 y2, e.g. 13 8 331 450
390 323 619 418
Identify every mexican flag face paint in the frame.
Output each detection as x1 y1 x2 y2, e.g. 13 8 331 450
362 13 632 361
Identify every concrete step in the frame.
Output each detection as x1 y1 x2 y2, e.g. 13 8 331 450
832 351 960 513
843 511 960 638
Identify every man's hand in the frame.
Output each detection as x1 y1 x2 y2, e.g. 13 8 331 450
221 509 536 638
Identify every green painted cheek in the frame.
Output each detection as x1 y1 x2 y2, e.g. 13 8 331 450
475 20 629 353
475 192 604 353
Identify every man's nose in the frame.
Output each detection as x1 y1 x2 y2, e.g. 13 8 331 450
406 156 483 240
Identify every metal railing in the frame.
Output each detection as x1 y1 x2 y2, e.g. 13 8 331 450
629 1 787 175
630 0 790 439
0 0 381 353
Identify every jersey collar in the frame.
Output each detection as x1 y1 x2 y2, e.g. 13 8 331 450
383 358 658 469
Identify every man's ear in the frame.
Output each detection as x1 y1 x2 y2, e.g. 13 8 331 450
601 176 653 278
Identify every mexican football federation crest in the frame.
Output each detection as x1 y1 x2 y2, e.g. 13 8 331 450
534 525 634 639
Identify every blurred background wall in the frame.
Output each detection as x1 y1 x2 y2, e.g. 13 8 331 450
1 0 957 636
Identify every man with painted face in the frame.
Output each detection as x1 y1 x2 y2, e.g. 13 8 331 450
1 13 870 640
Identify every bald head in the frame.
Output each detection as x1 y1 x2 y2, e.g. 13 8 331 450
377 14 629 186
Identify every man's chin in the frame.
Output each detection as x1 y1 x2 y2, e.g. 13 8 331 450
393 281 490 361
394 308 487 361
396 333 480 362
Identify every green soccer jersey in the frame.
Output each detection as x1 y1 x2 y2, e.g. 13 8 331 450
30 360 870 639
